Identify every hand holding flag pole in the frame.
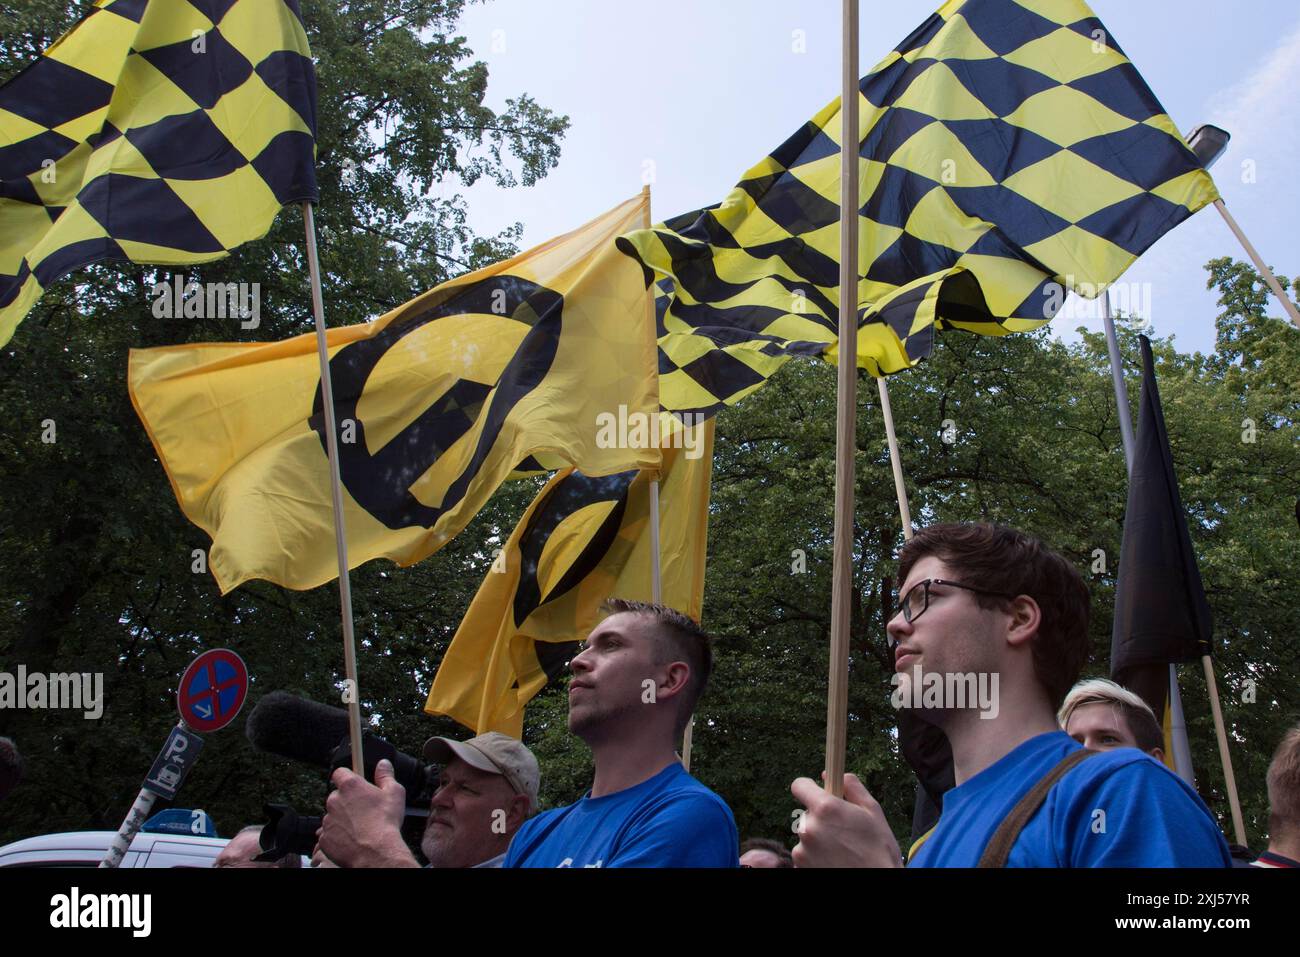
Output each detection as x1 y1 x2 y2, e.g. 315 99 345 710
824 0 860 800
821 0 918 815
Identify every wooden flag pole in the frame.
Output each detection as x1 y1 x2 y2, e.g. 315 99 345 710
876 378 912 538
303 201 365 776
824 0 859 800
1213 200 1300 331
1202 654 1247 845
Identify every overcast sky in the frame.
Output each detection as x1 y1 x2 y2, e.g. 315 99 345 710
438 0 1300 357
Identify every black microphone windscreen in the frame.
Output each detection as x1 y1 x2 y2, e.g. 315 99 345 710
245 691 350 768
0 736 21 800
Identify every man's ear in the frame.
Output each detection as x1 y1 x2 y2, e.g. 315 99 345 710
1004 595 1042 649
657 661 691 704
506 791 530 831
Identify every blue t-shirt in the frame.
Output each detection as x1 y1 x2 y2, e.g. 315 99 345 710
504 762 738 868
909 731 1232 867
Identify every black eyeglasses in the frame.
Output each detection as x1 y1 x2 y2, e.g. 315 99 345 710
890 578 1017 631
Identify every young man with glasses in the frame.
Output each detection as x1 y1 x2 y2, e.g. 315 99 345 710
790 523 1231 867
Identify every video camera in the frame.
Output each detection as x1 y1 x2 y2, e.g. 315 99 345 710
245 692 437 861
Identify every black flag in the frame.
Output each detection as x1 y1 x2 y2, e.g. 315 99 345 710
1110 336 1213 716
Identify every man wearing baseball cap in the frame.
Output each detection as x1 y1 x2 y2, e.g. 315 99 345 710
314 731 538 868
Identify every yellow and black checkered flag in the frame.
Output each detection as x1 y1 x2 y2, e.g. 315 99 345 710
0 0 318 346
620 0 1218 417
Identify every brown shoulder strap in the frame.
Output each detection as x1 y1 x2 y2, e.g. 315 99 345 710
977 748 1099 868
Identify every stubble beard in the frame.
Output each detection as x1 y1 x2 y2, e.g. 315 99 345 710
568 691 639 747
567 694 597 741
421 820 454 868
421 827 440 867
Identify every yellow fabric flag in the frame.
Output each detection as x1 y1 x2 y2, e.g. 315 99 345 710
426 418 714 736
0 0 318 346
129 195 660 593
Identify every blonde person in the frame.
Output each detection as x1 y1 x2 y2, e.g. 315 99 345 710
1059 678 1164 761
1254 725 1300 869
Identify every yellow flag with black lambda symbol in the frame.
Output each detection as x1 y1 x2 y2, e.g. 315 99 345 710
0 0 318 347
425 419 714 737
620 0 1219 417
129 195 660 593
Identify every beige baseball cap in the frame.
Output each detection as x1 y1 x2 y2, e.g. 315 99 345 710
423 732 539 812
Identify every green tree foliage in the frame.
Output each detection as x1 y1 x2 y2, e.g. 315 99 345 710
0 3 1295 862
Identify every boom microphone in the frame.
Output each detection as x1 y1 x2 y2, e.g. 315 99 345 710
244 691 435 803
0 737 21 800
245 691 351 768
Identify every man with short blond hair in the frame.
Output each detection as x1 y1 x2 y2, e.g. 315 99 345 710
1059 677 1165 761
504 599 737 868
1254 724 1300 868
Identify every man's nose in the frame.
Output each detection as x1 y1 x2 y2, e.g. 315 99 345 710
886 611 910 646
570 648 593 675
430 784 453 810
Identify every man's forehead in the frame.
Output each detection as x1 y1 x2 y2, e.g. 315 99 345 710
1068 701 1125 733
900 555 952 594
586 610 653 642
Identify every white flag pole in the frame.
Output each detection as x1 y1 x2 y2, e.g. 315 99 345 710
303 201 365 775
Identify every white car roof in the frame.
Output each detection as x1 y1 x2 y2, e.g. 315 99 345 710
0 831 229 868
1 831 229 851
